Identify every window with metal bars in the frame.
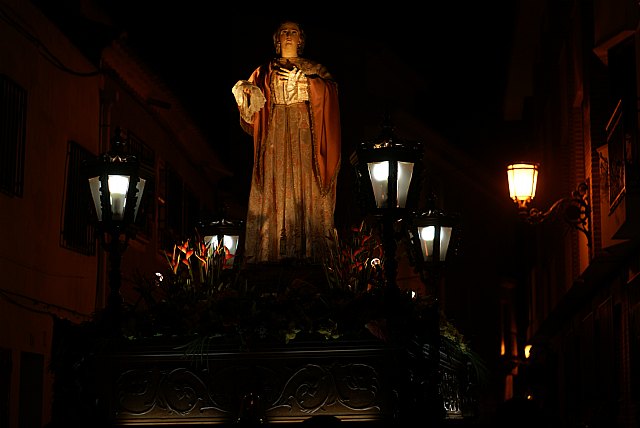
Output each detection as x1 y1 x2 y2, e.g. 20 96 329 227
60 141 95 255
0 74 27 197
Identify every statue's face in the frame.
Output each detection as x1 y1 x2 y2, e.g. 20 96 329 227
277 22 301 55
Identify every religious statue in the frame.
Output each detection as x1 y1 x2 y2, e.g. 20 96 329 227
232 20 341 263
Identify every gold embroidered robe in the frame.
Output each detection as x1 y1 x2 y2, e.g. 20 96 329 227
237 58 341 262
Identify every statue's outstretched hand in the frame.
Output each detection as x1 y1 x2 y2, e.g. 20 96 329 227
232 80 265 122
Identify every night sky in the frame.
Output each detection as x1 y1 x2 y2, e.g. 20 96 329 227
102 3 520 154
99 3 521 222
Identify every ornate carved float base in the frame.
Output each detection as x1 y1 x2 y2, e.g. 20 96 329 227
97 340 400 426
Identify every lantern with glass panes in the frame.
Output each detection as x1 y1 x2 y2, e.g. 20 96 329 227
407 208 457 283
84 128 146 310
350 116 423 290
198 216 245 270
506 162 591 247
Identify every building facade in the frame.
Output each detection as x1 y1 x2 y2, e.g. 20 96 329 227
501 1 640 426
0 1 231 426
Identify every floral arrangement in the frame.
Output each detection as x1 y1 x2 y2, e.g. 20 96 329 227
114 220 483 378
321 221 385 293
120 223 391 345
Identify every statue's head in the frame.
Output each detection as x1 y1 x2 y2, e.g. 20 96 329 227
273 21 305 56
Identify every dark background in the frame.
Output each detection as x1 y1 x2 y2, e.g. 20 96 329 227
99 3 521 227
113 4 519 143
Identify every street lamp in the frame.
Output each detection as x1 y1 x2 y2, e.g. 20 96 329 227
84 128 146 311
506 162 591 246
351 117 459 426
198 216 245 270
350 116 423 289
407 208 457 297
406 206 458 427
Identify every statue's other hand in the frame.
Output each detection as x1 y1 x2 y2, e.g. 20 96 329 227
277 66 302 81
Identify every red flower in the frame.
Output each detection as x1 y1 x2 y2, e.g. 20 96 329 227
166 246 181 274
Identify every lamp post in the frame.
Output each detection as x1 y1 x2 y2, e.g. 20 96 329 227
350 116 423 290
407 206 457 426
506 162 591 246
84 128 146 312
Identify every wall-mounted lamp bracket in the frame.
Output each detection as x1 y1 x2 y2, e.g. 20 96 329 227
519 181 591 247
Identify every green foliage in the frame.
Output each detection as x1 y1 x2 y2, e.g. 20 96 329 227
440 316 491 386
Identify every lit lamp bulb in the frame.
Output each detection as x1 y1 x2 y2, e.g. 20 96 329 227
418 226 435 260
420 225 435 242
417 225 452 262
108 175 130 220
206 234 240 266
371 161 392 182
215 235 238 253
507 163 539 210
368 161 413 208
